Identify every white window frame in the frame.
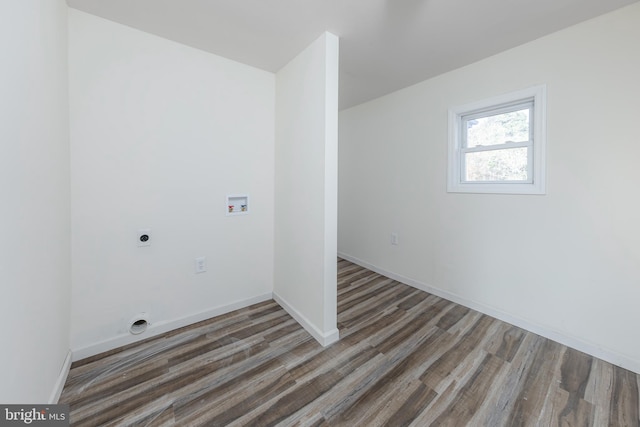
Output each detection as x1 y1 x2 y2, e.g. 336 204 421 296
447 85 547 194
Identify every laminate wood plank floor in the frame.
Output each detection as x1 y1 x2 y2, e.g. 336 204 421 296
60 259 640 426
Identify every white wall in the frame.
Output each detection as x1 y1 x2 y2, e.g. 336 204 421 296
339 3 640 373
274 32 339 345
69 10 275 357
0 0 71 402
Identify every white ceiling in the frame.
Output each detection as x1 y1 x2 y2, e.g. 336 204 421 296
66 0 638 110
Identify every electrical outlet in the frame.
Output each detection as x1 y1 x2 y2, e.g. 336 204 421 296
195 256 206 274
391 233 399 245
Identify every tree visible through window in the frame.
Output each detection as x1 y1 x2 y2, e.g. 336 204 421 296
463 106 531 182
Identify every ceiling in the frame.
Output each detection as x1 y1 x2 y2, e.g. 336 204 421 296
66 0 638 110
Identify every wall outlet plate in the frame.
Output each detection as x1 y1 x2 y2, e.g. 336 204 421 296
195 256 206 273
391 233 399 245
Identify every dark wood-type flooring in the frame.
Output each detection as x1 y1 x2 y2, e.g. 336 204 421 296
60 259 640 426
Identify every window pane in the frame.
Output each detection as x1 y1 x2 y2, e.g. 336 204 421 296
465 147 528 181
466 108 529 148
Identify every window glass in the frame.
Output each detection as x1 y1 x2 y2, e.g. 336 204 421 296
464 147 528 182
465 108 530 148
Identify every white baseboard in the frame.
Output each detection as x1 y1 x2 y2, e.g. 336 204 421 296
72 293 273 361
273 292 339 347
338 252 640 374
49 350 72 404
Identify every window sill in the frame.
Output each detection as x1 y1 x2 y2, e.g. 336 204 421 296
447 182 546 195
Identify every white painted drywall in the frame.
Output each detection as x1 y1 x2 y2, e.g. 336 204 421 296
68 10 275 355
274 32 339 345
0 0 71 402
339 3 640 372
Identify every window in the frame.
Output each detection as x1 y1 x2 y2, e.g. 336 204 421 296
448 85 546 194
